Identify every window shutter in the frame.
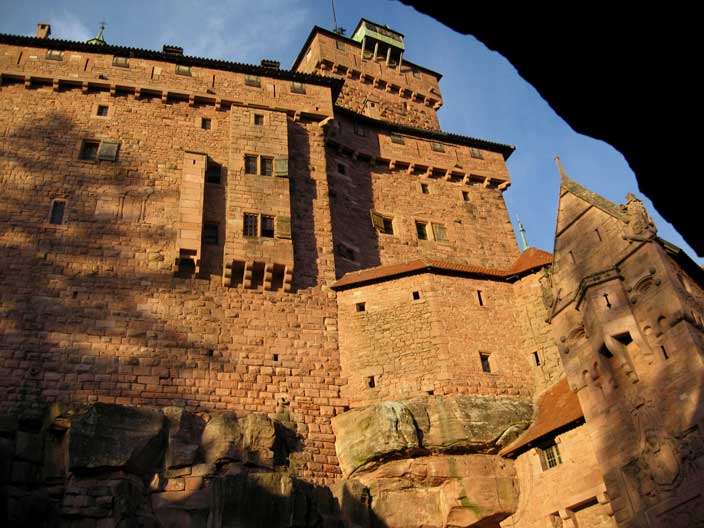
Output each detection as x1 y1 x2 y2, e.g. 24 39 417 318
275 158 289 178
98 140 120 161
370 210 385 231
276 216 292 239
432 223 448 242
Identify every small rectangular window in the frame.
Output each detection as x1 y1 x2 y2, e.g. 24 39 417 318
203 223 218 245
356 302 366 312
261 215 275 238
462 191 470 202
112 56 129 68
46 49 64 61
96 105 109 117
382 217 394 235
245 75 261 87
539 442 562 470
480 353 491 373
336 40 345 51
420 183 429 194
49 200 66 225
175 64 192 76
79 140 100 161
416 221 428 240
431 141 445 152
470 147 484 159
390 132 405 145
412 291 420 300
432 223 448 242
206 160 221 184
254 114 264 126
201 118 212 130
243 213 258 237
244 155 258 175
261 157 273 176
291 82 306 94
337 243 356 261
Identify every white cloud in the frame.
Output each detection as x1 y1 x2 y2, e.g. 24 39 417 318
48 10 93 42
157 0 311 64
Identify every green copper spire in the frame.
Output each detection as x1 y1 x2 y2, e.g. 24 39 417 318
517 214 530 251
87 22 107 45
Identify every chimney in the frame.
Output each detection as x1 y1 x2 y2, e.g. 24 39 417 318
36 23 51 39
162 45 184 57
260 59 280 69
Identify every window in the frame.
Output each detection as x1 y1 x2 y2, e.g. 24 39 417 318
46 49 63 61
431 141 445 152
245 75 261 87
49 199 66 225
254 114 264 126
532 351 541 366
112 56 129 68
206 160 221 184
203 223 218 245
353 122 367 137
261 215 275 238
462 191 470 202
477 290 484 306
480 353 491 373
79 140 100 161
420 183 429 194
336 40 345 51
412 69 421 79
201 118 212 130
432 223 448 242
470 147 484 159
370 211 394 235
243 214 258 237
390 132 405 145
412 291 420 300
175 64 192 76
96 105 109 117
336 243 355 261
291 82 306 94
416 221 428 240
261 157 273 176
356 302 366 312
244 155 258 175
538 442 562 470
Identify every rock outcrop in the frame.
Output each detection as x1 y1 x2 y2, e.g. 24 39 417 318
332 394 532 477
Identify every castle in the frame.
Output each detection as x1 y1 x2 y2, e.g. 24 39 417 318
0 18 702 528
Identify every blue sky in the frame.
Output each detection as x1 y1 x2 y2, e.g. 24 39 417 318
2 0 698 263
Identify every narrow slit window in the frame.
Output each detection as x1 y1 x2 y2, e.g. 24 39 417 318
49 200 66 225
603 293 612 309
480 353 491 373
367 376 375 388
477 290 484 306
661 345 669 360
568 251 576 264
595 228 602 242
532 351 541 366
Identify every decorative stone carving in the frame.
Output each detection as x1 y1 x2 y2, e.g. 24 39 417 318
622 193 657 242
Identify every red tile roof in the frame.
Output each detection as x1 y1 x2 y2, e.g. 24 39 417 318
500 377 584 458
330 247 553 290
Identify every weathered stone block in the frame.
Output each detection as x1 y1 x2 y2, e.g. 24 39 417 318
15 430 43 463
69 403 166 475
163 406 202 469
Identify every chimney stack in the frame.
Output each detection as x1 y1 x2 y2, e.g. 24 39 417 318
36 23 51 39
